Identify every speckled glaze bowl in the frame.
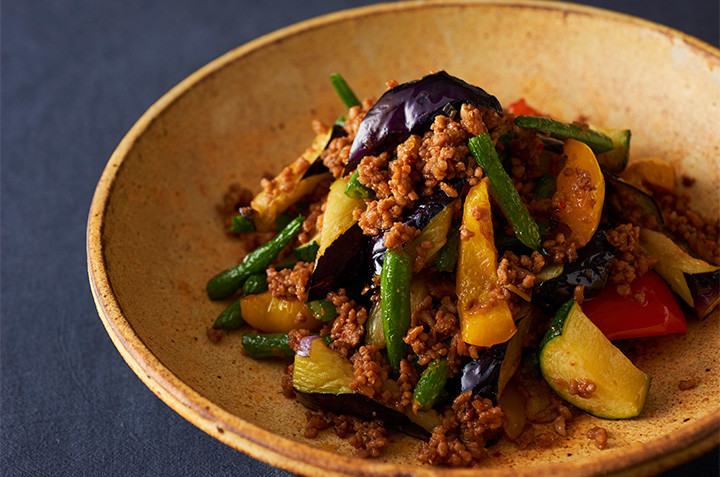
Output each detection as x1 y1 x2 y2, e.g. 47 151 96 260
87 1 720 475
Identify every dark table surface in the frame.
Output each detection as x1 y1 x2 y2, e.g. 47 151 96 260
2 1 718 475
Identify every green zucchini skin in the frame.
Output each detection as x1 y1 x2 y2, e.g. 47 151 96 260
381 249 412 371
293 240 320 262
539 300 651 419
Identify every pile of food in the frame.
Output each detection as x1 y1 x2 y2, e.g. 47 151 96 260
205 72 719 466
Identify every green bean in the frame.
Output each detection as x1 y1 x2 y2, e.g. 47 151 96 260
241 333 294 359
242 273 268 296
469 134 543 252
381 249 412 371
413 359 449 410
329 73 361 109
514 116 614 154
206 215 304 300
212 300 244 330
306 299 337 322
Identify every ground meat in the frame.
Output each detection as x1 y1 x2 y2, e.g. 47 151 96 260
542 231 579 264
266 261 313 301
298 199 326 244
328 290 368 357
496 250 545 301
586 426 608 450
459 104 487 136
418 115 471 193
384 223 419 249
678 375 702 390
390 135 421 207
216 182 254 234
303 410 389 458
350 345 388 399
281 364 295 399
656 189 720 264
606 224 658 295
321 136 352 178
568 378 596 398
206 327 223 343
356 153 392 199
417 392 503 467
287 328 312 353
358 197 404 236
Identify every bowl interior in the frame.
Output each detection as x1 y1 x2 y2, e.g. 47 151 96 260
89 1 720 475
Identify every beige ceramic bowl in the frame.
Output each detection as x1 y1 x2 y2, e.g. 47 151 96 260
87 1 720 475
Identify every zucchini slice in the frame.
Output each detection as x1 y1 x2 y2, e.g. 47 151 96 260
539 300 651 419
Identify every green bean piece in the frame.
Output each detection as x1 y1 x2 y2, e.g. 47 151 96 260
381 249 412 371
212 300 244 330
306 299 338 322
413 359 449 410
242 273 268 296
514 116 614 154
241 333 294 359
230 215 255 232
329 73 361 109
206 215 304 300
469 134 544 252
433 227 460 272
344 170 374 199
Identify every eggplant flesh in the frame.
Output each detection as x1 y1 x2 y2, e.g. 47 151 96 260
295 391 430 440
301 123 347 179
535 229 614 309
344 71 502 173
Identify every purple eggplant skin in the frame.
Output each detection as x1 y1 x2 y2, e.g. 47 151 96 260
534 229 615 310
306 223 368 302
343 71 502 174
685 269 720 319
294 390 430 440
459 346 507 402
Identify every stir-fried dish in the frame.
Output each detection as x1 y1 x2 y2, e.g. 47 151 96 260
205 72 719 465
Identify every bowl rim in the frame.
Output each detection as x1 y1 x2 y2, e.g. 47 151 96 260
87 1 720 475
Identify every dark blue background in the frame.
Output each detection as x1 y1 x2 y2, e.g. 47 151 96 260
2 1 718 475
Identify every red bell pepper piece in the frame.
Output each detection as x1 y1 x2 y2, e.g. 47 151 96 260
507 98 543 116
582 271 686 340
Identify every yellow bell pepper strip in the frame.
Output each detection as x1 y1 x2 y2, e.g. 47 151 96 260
240 292 320 333
456 178 517 347
552 139 605 247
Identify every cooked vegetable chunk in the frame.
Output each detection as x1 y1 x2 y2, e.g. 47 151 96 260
552 139 605 247
240 292 319 333
456 178 517 347
539 300 651 419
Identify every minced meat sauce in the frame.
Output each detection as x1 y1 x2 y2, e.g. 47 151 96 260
213 77 720 466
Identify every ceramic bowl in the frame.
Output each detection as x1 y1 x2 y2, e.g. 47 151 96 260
87 1 720 475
